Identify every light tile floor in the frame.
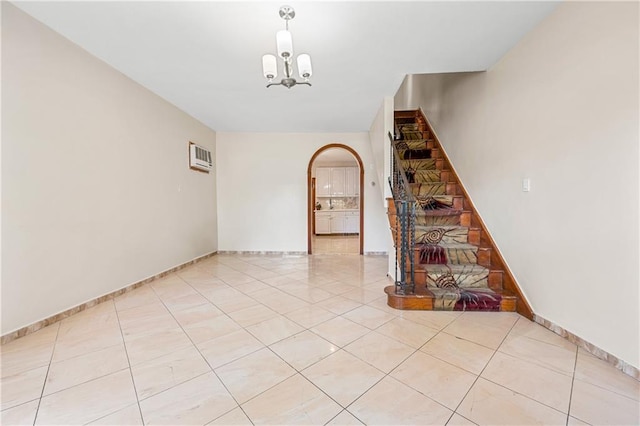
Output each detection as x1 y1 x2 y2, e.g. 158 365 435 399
312 235 360 254
1 254 639 425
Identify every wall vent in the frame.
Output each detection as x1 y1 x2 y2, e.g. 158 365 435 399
189 142 212 172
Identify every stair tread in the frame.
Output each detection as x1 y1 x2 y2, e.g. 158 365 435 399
415 208 464 216
415 225 479 231
415 241 478 250
400 141 428 146
427 287 516 298
418 263 488 273
410 181 457 185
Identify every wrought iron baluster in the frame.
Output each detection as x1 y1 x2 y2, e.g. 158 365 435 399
388 131 417 296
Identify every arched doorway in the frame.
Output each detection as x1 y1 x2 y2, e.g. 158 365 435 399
307 144 364 254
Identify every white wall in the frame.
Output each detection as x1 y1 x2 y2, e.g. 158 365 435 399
1 3 217 334
368 97 396 275
396 2 639 368
368 97 395 200
216 133 389 254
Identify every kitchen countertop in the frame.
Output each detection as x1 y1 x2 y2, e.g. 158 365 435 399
314 209 359 212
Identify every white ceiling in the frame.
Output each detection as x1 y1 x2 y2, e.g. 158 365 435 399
13 1 558 133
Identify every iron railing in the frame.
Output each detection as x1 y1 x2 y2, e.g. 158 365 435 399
388 131 416 295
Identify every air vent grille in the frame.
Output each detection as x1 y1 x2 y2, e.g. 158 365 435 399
189 142 213 172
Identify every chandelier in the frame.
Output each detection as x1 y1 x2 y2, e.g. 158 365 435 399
261 5 312 89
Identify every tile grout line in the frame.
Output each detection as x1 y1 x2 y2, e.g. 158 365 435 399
112 300 146 425
342 348 424 424
176 269 352 424
221 257 468 424
31 322 62 425
324 313 458 423
341 313 486 424
566 345 579 426
11 310 138 418
448 314 521 419
476 373 574 417
182 258 391 422
404 318 488 425
160 274 256 424
446 315 578 421
344 318 466 423
176 265 367 421
565 358 640 403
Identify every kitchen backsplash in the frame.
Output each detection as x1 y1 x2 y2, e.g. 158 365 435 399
316 197 359 210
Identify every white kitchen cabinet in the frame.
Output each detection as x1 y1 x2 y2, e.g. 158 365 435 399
330 168 346 196
316 167 359 198
345 167 359 196
330 211 346 233
316 210 359 234
344 211 360 233
315 212 331 234
316 168 331 197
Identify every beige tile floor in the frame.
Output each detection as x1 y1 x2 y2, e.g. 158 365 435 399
312 235 360 254
1 254 639 425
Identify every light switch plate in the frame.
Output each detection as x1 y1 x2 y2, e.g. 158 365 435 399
522 178 531 192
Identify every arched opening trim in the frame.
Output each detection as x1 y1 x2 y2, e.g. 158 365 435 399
307 144 364 255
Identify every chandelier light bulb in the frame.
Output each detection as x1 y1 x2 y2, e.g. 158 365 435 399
276 30 293 59
262 54 277 80
297 54 312 79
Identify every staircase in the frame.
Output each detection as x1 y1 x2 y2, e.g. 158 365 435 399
385 110 533 319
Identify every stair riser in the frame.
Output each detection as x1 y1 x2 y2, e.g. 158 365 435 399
415 227 469 245
416 214 461 226
460 212 471 226
391 231 492 268
400 158 446 172
385 285 516 312
402 169 455 183
399 146 440 159
400 131 424 141
388 196 463 212
412 170 443 183
406 169 454 183
402 159 436 173
409 182 460 196
410 242 491 265
446 182 461 195
488 270 504 290
413 247 478 265
395 139 436 149
416 197 465 213
427 270 489 288
468 229 481 245
396 140 429 151
411 183 446 197
389 210 469 224
416 267 504 288
390 223 469 245
413 270 488 288
477 249 491 267
413 211 471 226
